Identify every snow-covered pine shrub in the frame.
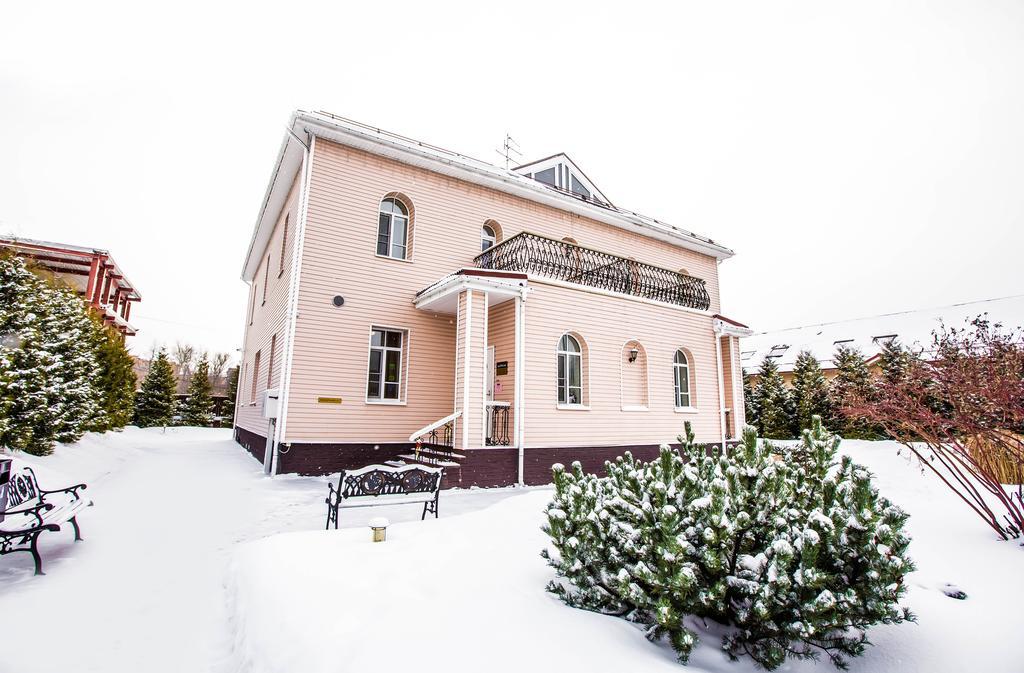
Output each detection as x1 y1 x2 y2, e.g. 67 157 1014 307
0 253 103 454
542 418 914 670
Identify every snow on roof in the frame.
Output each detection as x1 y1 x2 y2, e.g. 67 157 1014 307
741 294 1024 374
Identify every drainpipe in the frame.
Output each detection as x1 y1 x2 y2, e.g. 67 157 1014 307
714 328 727 451
514 289 526 486
272 129 315 476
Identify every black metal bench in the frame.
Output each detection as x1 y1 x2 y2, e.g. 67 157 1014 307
0 466 90 575
325 463 443 530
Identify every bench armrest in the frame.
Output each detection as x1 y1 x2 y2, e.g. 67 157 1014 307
39 483 88 503
21 466 87 501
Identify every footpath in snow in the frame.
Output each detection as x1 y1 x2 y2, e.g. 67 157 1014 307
0 427 519 673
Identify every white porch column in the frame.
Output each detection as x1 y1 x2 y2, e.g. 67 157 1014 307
454 289 488 450
715 332 727 450
732 336 745 432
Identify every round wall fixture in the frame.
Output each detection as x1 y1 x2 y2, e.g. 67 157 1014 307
332 295 345 307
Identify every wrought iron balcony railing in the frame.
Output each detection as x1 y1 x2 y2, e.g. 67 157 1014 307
474 232 711 311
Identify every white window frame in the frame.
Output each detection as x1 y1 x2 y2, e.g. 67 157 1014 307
365 325 410 405
376 197 410 261
556 334 585 408
481 224 497 251
673 349 694 410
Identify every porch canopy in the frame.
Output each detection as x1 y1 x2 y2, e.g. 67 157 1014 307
414 268 528 314
412 268 529 470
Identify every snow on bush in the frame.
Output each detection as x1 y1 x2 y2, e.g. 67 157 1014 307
542 418 915 670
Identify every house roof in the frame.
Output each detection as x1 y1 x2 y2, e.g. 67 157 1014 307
740 294 1024 374
241 111 735 281
0 236 142 301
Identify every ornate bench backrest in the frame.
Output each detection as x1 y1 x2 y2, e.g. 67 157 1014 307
3 468 40 511
340 466 441 500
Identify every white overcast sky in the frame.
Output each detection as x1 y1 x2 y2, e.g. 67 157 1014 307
2 1 1022 360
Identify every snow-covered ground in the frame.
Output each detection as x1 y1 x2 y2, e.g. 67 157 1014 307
0 428 520 673
1 430 1021 673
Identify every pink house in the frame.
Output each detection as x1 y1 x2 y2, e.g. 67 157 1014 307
235 111 752 487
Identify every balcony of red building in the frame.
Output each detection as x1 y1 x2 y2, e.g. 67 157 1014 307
0 237 142 337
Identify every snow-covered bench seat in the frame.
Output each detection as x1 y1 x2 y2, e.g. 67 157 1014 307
325 464 443 529
0 466 91 575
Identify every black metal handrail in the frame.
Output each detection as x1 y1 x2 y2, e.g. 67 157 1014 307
486 404 511 446
474 232 710 311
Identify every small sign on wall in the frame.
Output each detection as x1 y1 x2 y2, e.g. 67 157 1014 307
496 361 509 375
317 397 343 405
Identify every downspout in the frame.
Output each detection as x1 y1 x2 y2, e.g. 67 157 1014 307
272 130 315 475
714 327 727 451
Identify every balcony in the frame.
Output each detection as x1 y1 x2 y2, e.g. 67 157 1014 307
473 231 711 311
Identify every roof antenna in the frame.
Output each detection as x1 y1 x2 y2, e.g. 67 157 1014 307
495 133 521 169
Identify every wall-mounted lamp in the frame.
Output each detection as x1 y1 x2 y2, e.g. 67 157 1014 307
628 347 639 363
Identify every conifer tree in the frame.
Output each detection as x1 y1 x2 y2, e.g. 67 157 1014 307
752 357 795 439
0 252 43 451
181 355 214 426
877 339 912 385
35 277 104 442
225 365 239 425
87 313 137 431
742 369 758 430
543 418 915 669
135 350 178 428
0 253 103 454
830 345 877 439
790 350 834 433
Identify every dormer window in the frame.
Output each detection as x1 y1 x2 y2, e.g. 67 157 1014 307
533 167 557 187
514 153 610 206
570 175 590 199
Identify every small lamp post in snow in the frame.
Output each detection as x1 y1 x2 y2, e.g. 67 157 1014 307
369 517 389 543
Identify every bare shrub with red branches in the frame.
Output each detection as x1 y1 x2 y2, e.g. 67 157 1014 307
847 317 1024 540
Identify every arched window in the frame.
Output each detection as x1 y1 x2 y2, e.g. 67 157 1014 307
481 224 497 251
674 349 692 408
377 197 410 260
557 334 583 406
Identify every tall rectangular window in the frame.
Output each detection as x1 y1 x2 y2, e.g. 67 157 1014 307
262 256 270 304
366 327 405 401
249 284 257 325
251 350 261 403
267 334 277 388
279 213 289 276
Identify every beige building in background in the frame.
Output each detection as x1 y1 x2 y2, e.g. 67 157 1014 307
235 111 751 487
742 294 1024 386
